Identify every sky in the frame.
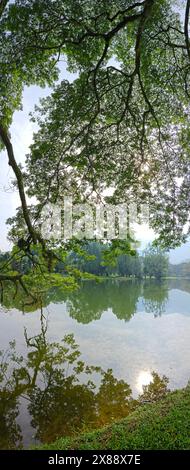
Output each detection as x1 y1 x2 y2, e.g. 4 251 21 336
0 61 190 264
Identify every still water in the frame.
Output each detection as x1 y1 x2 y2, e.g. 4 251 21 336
0 279 190 448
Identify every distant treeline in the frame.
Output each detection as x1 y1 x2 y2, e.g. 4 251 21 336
57 243 169 280
2 243 190 279
0 243 169 280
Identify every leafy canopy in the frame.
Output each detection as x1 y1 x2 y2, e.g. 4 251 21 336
1 0 190 300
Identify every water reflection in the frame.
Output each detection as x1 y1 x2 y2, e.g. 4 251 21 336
0 340 23 449
1 279 190 449
65 281 142 322
1 279 190 320
137 370 153 394
0 313 170 449
143 281 168 317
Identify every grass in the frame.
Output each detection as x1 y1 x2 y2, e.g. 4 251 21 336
36 386 190 450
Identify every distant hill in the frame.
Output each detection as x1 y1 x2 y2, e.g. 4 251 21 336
169 242 190 265
169 260 190 278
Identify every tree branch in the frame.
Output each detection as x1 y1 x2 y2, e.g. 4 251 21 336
0 125 38 243
0 0 8 17
185 0 190 60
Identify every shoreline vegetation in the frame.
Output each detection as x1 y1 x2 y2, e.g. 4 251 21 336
2 242 190 283
36 386 190 451
81 275 190 280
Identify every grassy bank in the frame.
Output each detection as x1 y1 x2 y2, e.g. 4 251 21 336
37 387 190 450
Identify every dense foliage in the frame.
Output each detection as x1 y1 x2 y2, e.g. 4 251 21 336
1 0 190 300
63 242 169 278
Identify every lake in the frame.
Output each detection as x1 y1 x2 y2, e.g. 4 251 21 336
0 279 190 449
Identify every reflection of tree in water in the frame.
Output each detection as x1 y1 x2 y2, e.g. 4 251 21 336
143 281 168 317
111 281 142 320
0 280 142 321
64 280 142 323
139 371 169 403
0 281 48 313
0 313 133 448
0 279 137 322
0 313 170 449
168 279 190 296
0 342 23 449
2 278 190 322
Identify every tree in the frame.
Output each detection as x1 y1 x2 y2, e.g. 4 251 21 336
143 245 169 279
1 1 190 301
22 0 190 247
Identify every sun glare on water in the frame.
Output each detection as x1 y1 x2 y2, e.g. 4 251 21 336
137 370 153 394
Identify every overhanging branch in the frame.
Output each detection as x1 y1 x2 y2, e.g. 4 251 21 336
0 124 38 243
